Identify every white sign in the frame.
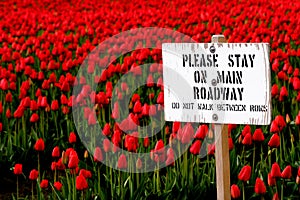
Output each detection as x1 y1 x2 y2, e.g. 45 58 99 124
162 43 271 125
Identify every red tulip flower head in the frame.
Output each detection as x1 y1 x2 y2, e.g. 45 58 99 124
54 181 63 191
268 134 280 148
14 163 22 175
117 154 128 169
76 175 88 190
52 146 60 158
281 165 292 179
29 169 39 180
254 178 266 195
69 132 77 144
40 179 49 189
230 184 240 199
238 165 251 181
190 140 201 155
34 138 45 151
94 147 103 162
271 162 281 178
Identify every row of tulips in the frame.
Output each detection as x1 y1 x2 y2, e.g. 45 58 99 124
0 0 300 199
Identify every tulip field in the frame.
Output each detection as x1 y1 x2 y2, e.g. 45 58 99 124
1 0 300 199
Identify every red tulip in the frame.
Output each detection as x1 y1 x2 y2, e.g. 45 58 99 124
274 115 286 131
166 148 175 166
79 169 92 179
30 113 39 123
76 175 88 190
94 147 103 162
125 135 138 152
102 123 111 136
40 179 49 189
143 137 150 148
29 169 39 180
228 124 237 134
136 158 143 170
103 138 111 152
0 78 8 90
133 100 142 113
5 108 11 118
242 132 252 145
56 158 66 171
156 91 164 104
268 134 280 148
148 92 154 100
30 100 38 111
41 80 50 90
34 138 45 151
190 140 201 155
51 162 57 171
279 86 288 101
154 139 165 153
13 106 25 118
117 154 127 169
68 150 79 169
172 121 181 133
268 173 276 186
272 193 279 200
181 123 194 144
194 124 208 140
238 165 251 181
252 128 264 142
295 115 300 125
228 137 234 150
271 162 281 178
254 178 266 195
88 113 97 125
62 106 69 114
54 181 62 191
51 100 59 111
293 77 300 90
241 125 251 136
281 165 292 179
40 96 48 108
149 105 157 116
5 92 12 103
68 132 77 144
60 94 68 105
52 146 60 158
131 93 140 103
230 184 240 199
14 163 22 175
207 144 215 155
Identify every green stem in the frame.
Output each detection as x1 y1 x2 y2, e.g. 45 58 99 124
242 182 245 200
31 181 34 200
156 169 160 194
268 147 271 167
38 153 40 183
281 180 284 200
22 116 26 148
97 165 101 195
73 172 76 200
17 176 19 200
110 167 113 199
253 143 256 177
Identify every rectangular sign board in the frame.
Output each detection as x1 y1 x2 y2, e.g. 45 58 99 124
162 43 271 125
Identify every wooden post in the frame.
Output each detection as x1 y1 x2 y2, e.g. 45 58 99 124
212 35 231 200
